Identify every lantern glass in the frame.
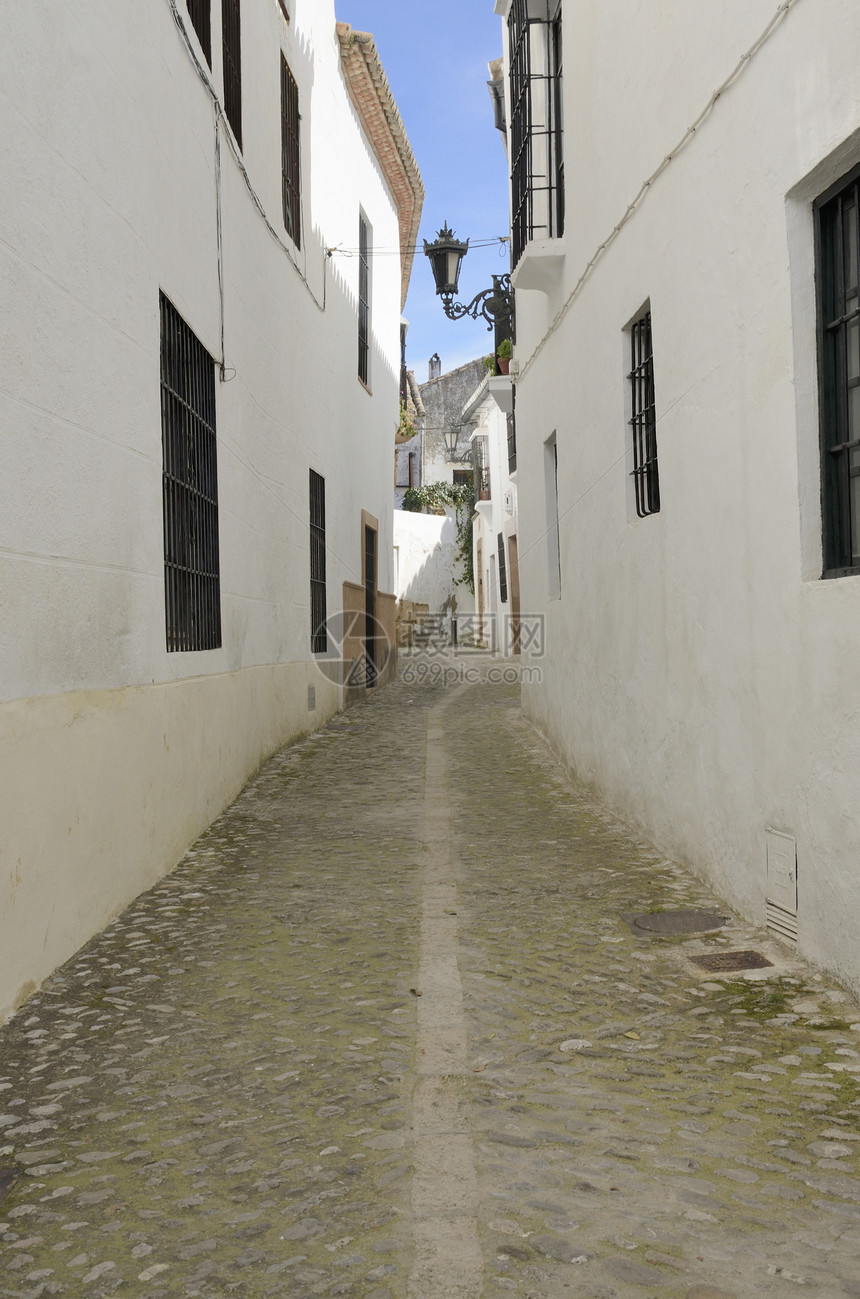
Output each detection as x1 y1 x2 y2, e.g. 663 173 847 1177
423 224 469 298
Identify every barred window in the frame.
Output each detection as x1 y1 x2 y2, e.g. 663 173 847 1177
309 470 327 653
160 294 221 652
509 0 564 266
358 214 371 385
498 532 509 604
222 0 242 149
280 56 301 249
629 310 660 518
186 0 211 65
817 165 860 574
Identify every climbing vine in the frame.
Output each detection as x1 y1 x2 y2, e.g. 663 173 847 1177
402 479 475 593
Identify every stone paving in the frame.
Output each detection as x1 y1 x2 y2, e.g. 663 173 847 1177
1 664 860 1297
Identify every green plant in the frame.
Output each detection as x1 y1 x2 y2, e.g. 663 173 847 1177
482 354 495 374
401 479 475 593
396 400 416 441
496 338 512 360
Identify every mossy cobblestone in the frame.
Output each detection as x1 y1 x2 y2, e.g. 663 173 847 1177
0 666 859 1297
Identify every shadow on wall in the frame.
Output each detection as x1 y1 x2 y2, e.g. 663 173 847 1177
393 510 473 621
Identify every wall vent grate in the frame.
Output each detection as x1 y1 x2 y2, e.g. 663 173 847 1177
766 901 799 945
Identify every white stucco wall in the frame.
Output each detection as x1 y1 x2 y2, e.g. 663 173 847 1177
0 0 406 1019
394 511 474 621
502 0 860 992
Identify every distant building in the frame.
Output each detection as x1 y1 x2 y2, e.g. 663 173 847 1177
0 1 421 1020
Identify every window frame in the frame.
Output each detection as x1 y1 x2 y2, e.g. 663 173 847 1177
160 293 222 653
508 0 565 266
628 308 661 519
815 161 860 577
186 0 211 66
222 0 242 150
358 213 371 387
280 54 301 249
309 469 327 653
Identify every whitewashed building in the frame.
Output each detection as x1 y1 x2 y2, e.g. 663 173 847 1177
0 0 422 1020
466 376 521 655
495 0 860 992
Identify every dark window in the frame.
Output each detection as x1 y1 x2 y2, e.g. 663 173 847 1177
365 524 377 687
817 166 860 574
473 435 491 500
452 469 473 488
222 0 242 149
160 293 221 652
629 310 660 517
358 215 370 385
186 0 211 65
280 56 301 248
498 532 509 604
509 0 564 266
309 470 327 653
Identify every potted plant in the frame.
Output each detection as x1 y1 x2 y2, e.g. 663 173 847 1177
496 338 512 375
482 354 495 375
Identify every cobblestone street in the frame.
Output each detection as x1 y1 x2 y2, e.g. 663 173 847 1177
2 667 860 1298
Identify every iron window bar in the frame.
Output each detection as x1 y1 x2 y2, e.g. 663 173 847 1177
281 56 301 249
629 311 660 518
509 0 564 267
817 170 860 574
498 532 509 604
160 293 221 652
358 216 370 385
186 0 211 66
473 435 491 501
309 469 327 653
507 385 517 475
222 0 242 149
364 525 377 687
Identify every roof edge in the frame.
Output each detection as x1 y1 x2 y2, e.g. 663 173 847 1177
336 23 425 311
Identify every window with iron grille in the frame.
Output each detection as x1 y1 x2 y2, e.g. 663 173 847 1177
473 435 491 500
160 293 221 652
452 469 473 488
186 0 211 65
629 310 660 518
509 0 564 266
280 55 301 248
222 0 242 149
817 164 860 575
507 389 518 475
498 532 509 604
358 214 371 385
309 470 327 652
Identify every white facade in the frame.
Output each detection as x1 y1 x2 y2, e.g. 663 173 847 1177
0 0 420 1020
496 0 860 992
467 380 520 655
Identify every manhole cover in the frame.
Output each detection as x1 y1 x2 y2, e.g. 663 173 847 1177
0 1167 19 1204
691 949 773 973
629 909 726 936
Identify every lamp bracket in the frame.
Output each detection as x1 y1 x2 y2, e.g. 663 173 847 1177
441 274 513 332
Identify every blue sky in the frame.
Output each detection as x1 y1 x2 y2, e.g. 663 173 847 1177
334 1 511 381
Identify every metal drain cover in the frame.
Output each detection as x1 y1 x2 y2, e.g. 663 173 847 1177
629 909 726 936
691 949 773 973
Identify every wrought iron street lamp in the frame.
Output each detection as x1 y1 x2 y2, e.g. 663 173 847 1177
423 224 513 342
443 425 465 461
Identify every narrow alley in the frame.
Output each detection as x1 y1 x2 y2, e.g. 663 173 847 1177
1 668 859 1299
